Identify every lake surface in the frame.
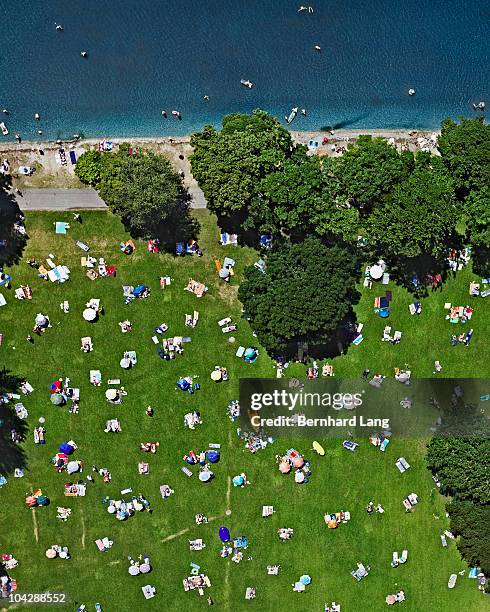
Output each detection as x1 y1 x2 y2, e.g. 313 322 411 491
1 0 488 140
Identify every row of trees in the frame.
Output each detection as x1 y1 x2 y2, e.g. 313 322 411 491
427 405 490 577
191 111 489 266
75 145 198 245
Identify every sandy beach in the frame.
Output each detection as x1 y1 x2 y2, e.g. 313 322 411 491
0 128 440 193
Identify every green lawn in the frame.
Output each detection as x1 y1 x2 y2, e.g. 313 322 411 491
0 210 487 611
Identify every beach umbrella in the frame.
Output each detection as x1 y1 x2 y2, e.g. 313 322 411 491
50 393 65 406
128 564 140 576
120 358 131 369
82 308 97 322
176 378 190 391
105 389 118 401
67 461 80 475
294 471 305 483
219 268 230 279
292 455 304 468
279 461 291 474
35 313 48 327
59 442 74 455
210 370 222 382
232 475 244 487
139 563 151 574
300 575 311 585
199 470 213 482
133 501 144 512
25 495 37 507
219 526 230 542
37 495 49 506
207 450 220 464
50 380 62 393
45 548 57 559
133 285 146 297
107 505 116 514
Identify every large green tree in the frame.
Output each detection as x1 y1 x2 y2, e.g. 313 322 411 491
331 135 412 208
367 155 459 259
74 150 104 186
446 500 490 575
464 187 490 248
427 437 490 505
99 148 197 242
437 116 490 200
259 155 360 240
190 110 294 226
238 238 359 356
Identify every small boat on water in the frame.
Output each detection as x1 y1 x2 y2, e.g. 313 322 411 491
314 45 321 52
473 101 485 111
300 108 307 116
55 23 64 31
161 110 167 118
81 51 88 58
298 5 313 12
34 113 40 120
408 88 416 96
240 79 254 89
285 107 299 124
203 95 209 101
2 109 9 115
0 122 9 136
171 110 182 120
15 133 21 143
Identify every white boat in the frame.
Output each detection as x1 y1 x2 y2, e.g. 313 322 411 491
161 110 167 118
34 113 40 120
314 45 321 52
408 88 416 96
473 101 485 111
171 110 182 119
81 51 88 58
240 79 253 89
0 122 8 136
285 107 299 124
300 108 307 116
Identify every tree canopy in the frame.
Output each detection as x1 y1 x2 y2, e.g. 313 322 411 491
446 500 490 575
74 150 104 186
331 135 412 208
464 186 490 249
190 110 293 227
437 117 490 200
367 155 459 259
427 405 490 575
76 146 198 245
238 237 359 356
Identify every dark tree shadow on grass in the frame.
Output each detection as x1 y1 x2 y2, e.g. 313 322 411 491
471 246 490 277
0 176 28 268
382 252 457 298
0 368 28 476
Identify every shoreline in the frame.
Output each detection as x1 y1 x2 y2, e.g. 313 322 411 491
1 128 439 193
0 128 439 152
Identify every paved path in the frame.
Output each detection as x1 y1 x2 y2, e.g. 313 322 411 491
15 188 107 211
15 186 206 210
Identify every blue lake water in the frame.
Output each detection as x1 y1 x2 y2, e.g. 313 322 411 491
0 0 488 140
